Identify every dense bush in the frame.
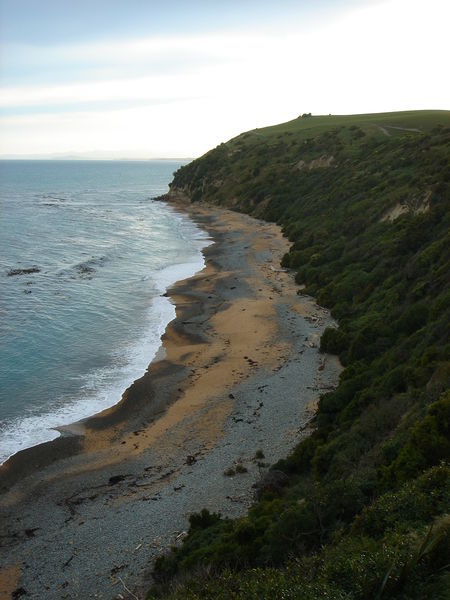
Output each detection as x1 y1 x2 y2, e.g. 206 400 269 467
150 113 450 598
378 392 450 487
320 327 348 355
149 466 450 599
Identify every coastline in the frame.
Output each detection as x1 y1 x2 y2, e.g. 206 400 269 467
0 198 341 599
0 200 211 481
0 200 209 468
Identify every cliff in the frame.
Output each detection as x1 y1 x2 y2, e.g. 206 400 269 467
150 111 450 599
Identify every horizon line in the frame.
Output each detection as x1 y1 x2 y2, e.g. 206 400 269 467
0 155 193 161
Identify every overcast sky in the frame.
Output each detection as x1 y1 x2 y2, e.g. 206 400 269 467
0 0 448 158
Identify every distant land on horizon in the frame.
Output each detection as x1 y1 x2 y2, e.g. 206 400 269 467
0 152 192 161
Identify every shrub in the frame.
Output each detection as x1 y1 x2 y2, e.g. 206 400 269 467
320 327 348 354
235 463 248 474
379 392 450 486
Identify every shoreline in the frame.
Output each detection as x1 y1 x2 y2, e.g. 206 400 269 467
0 198 341 599
0 201 210 469
0 201 212 483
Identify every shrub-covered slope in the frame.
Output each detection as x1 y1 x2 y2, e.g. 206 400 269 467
149 111 450 599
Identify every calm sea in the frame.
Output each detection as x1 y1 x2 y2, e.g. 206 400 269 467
0 160 210 464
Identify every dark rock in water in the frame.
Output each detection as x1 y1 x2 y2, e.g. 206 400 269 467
76 264 95 277
73 256 108 279
7 267 40 276
252 469 289 499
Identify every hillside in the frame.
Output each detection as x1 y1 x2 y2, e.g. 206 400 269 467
149 111 450 599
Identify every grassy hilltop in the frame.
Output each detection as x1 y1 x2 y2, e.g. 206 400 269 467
149 111 450 599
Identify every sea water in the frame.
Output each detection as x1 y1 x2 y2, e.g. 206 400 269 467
0 160 210 464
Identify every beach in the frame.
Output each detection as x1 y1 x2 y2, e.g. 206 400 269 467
0 198 341 599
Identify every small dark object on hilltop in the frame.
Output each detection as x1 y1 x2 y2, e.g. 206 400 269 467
7 266 40 276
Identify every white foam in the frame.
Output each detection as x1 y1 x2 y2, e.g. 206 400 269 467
0 213 213 465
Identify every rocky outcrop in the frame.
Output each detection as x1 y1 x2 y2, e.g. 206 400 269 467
7 266 40 276
296 155 335 171
381 189 431 222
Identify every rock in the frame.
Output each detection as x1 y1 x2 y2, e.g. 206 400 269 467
7 267 40 276
76 264 95 277
108 475 126 486
24 528 39 538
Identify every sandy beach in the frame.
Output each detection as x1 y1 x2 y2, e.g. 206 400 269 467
0 198 341 599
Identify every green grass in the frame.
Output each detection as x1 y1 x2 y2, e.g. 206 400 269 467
239 110 449 140
149 110 450 599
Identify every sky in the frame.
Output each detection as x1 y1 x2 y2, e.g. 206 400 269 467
0 0 448 158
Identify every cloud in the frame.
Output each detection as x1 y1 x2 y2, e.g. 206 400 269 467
1 0 448 157
0 33 277 107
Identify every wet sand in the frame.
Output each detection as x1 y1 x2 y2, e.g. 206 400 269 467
0 198 341 599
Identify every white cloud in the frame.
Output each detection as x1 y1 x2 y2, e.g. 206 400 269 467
1 0 448 157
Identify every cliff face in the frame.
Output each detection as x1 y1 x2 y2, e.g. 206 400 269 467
150 111 450 600
169 110 449 215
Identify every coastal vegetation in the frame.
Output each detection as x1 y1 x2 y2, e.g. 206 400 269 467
148 111 450 599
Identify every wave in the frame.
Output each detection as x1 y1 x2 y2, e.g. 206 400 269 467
0 247 211 465
38 193 69 207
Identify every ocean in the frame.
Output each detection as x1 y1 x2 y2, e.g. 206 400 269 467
0 159 210 464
